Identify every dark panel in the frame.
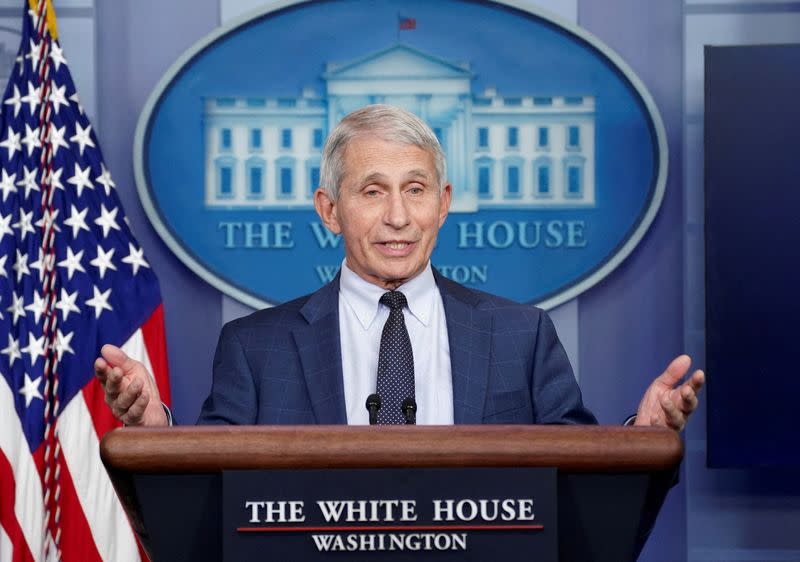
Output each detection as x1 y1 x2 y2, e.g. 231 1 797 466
705 44 800 468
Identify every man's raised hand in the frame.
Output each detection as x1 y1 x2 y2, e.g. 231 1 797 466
94 344 168 427
634 355 705 431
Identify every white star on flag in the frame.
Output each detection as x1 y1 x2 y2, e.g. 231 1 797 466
20 123 40 155
55 288 81 321
122 242 150 275
95 163 116 195
55 329 75 358
1 333 21 366
18 374 43 407
0 169 17 201
16 165 39 198
21 332 46 365
6 291 25 325
67 162 94 197
85 285 113 318
20 80 40 114
49 41 67 69
12 248 30 281
0 213 14 242
25 38 41 69
50 166 64 191
90 245 117 279
49 81 69 114
0 126 21 158
48 123 70 155
95 204 121 238
57 246 86 280
63 204 90 238
0 254 7 278
70 121 95 155
24 291 47 324
13 209 35 240
3 84 23 117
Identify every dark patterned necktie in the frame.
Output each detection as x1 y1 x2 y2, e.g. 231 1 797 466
376 291 415 424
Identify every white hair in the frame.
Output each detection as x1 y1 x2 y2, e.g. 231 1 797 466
319 104 447 199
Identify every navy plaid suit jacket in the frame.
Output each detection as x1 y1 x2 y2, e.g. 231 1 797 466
197 271 597 425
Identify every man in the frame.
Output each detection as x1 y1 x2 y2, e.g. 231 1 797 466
95 105 703 429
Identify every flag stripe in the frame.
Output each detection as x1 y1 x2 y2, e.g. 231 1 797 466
0 519 16 562
141 304 170 405
0 453 35 562
47 437 103 562
58 389 140 562
0 376 44 562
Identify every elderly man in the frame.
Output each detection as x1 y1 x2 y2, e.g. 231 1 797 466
95 104 703 428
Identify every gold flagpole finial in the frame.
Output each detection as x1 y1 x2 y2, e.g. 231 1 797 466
27 0 59 40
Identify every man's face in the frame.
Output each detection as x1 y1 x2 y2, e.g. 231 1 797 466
314 135 452 290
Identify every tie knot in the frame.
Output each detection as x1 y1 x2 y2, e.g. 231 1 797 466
380 291 408 311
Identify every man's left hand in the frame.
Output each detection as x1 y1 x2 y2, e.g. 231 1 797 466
634 355 705 431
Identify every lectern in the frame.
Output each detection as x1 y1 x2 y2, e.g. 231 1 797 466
100 426 681 561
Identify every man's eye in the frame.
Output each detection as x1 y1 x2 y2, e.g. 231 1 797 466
365 189 380 197
408 186 424 195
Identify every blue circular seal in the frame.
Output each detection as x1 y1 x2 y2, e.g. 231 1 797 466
134 0 666 309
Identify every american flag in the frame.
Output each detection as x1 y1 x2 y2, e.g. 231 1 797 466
398 16 416 30
0 1 170 561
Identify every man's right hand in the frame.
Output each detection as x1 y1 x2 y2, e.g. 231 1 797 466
94 344 168 427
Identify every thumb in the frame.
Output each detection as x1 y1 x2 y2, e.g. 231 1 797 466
656 355 691 388
100 344 138 375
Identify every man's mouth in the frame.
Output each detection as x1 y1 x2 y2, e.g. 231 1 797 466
377 240 417 255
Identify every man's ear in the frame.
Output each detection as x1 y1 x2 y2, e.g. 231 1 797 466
313 188 342 235
438 183 452 227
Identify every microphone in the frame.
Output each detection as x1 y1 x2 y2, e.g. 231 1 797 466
401 397 417 425
365 393 382 425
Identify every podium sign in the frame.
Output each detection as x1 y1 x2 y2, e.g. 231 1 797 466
223 467 557 561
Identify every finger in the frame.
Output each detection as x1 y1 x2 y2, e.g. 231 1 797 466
120 390 150 426
101 344 141 376
94 357 110 383
676 384 698 414
661 397 685 431
111 381 141 420
688 370 705 393
115 377 144 413
103 366 127 400
656 355 691 388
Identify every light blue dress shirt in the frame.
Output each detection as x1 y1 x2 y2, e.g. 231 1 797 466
338 260 454 425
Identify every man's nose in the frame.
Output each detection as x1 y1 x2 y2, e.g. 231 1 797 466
384 190 411 229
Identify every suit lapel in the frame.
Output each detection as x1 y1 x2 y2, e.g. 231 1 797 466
435 271 492 424
293 276 347 424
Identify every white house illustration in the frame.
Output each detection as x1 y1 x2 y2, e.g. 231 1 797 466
203 44 595 212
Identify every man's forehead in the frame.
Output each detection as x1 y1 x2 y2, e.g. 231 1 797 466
342 137 436 176
358 168 433 180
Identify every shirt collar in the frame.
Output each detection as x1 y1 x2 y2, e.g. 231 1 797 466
339 260 437 330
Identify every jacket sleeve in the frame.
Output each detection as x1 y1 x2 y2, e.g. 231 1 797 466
196 320 258 425
530 310 597 425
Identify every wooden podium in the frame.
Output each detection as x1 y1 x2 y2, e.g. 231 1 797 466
100 425 682 562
